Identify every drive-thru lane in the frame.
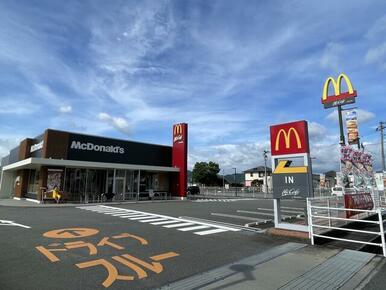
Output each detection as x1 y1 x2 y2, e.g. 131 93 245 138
0 202 295 290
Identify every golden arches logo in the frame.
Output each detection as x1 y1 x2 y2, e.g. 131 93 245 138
174 124 183 136
322 73 355 101
275 128 302 151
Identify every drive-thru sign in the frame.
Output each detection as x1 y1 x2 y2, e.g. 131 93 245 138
270 120 313 232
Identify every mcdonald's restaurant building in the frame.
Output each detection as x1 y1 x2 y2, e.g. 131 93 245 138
0 124 188 203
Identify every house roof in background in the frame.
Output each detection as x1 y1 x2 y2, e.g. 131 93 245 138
244 166 272 173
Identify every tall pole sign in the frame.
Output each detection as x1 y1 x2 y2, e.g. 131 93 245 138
172 123 188 199
321 73 357 146
270 120 313 232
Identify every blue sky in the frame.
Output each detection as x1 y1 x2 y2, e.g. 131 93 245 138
0 0 385 173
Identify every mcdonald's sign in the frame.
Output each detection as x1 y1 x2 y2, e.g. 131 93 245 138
270 121 309 156
321 73 357 109
173 124 184 144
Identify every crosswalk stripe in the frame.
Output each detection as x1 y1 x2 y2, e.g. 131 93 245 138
126 215 151 219
129 216 157 220
178 225 210 231
195 228 228 235
139 218 168 223
112 213 138 216
163 222 194 228
150 220 180 225
78 205 242 236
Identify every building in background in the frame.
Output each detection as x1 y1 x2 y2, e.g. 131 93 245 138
244 166 272 192
0 125 188 202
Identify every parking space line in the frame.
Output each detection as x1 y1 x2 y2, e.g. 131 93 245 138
256 208 302 214
237 210 292 219
127 215 153 220
163 223 194 228
194 228 228 235
129 216 158 220
211 213 264 222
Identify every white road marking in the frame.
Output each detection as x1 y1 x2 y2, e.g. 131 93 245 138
0 220 31 229
163 222 195 228
78 205 242 236
211 213 265 222
195 228 228 235
139 218 168 223
129 216 157 220
178 225 210 231
281 206 305 211
151 220 181 225
256 208 302 214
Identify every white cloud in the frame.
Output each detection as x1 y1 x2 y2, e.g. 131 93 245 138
308 122 327 141
0 136 22 158
320 42 345 71
365 42 386 69
59 105 72 113
98 112 131 135
0 98 38 114
326 109 375 124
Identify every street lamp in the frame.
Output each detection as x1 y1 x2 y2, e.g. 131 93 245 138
232 168 237 197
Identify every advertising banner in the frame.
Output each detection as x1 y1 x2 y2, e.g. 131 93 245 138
340 146 375 189
344 193 374 218
345 110 359 145
47 169 63 191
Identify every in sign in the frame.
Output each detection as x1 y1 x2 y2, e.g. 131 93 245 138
285 176 294 184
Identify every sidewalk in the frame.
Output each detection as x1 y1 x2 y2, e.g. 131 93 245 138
160 243 384 290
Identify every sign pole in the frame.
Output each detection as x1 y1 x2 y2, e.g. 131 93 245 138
338 105 345 146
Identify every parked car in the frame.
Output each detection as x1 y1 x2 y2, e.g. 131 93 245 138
187 186 200 195
331 186 344 197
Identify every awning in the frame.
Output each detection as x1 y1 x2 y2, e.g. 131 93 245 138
2 158 180 173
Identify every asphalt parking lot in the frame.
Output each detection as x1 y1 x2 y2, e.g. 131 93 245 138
0 199 303 290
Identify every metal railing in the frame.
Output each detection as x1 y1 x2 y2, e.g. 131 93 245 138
307 196 386 257
197 186 272 198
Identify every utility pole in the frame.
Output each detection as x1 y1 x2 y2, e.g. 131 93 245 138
232 167 237 197
222 169 225 193
263 150 269 198
376 121 385 172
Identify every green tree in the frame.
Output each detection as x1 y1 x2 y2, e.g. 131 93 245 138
192 161 220 186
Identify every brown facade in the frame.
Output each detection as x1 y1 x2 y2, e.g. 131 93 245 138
43 129 69 159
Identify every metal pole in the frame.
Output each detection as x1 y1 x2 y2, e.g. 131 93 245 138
379 122 385 172
377 208 386 257
264 150 268 198
338 105 345 146
222 169 225 194
233 168 237 197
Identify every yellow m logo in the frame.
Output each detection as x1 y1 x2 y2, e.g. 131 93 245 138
174 124 183 135
275 128 302 151
322 73 354 101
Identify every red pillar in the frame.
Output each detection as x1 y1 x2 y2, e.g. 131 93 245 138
172 123 188 198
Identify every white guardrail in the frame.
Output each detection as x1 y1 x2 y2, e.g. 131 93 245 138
307 195 386 257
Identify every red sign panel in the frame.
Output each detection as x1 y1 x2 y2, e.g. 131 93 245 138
344 193 374 218
270 121 309 156
172 123 188 198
